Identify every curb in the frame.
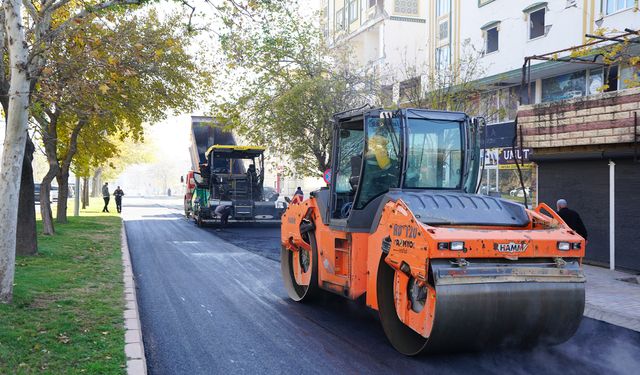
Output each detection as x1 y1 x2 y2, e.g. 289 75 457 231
584 304 640 332
122 225 147 375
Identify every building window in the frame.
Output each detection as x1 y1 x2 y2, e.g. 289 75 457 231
436 0 450 17
322 1 330 38
528 8 546 39
620 64 640 89
439 20 449 41
541 71 586 103
485 26 499 53
336 8 345 30
605 66 619 92
604 0 635 14
478 0 496 6
588 68 604 95
436 45 450 71
499 87 519 122
395 0 419 15
368 0 378 8
349 0 359 23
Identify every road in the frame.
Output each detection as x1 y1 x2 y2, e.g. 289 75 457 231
123 197 640 375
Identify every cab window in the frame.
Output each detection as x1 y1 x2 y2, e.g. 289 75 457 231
335 127 365 193
355 117 401 209
404 118 462 189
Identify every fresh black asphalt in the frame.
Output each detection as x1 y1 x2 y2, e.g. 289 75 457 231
124 197 640 375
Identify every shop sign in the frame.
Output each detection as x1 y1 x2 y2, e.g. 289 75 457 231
498 148 532 165
498 164 534 170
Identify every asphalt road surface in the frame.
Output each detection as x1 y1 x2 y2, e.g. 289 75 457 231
124 197 640 375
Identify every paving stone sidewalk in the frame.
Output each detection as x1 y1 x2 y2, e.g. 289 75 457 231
583 264 640 332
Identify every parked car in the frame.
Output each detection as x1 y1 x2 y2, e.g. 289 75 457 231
34 183 58 203
51 185 59 202
509 187 531 197
262 186 279 201
34 183 41 203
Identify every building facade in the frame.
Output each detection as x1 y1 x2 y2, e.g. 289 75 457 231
322 0 429 82
519 87 640 271
320 0 640 270
454 0 640 225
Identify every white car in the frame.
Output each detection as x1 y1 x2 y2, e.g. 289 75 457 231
509 187 531 197
51 185 59 201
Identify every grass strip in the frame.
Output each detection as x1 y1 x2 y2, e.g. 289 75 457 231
0 199 125 374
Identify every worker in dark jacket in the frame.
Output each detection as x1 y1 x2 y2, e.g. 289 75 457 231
291 187 304 204
102 182 110 213
114 186 125 213
556 199 588 239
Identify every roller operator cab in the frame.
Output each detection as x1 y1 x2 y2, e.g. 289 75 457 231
281 108 586 355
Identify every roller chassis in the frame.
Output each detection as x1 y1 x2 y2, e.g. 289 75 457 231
280 108 586 355
282 194 586 354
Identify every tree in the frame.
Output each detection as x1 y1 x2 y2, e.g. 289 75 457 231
0 10 37 257
0 0 32 303
0 0 273 302
569 28 640 91
0 0 149 302
386 42 510 121
15 138 37 256
33 11 203 232
212 3 378 177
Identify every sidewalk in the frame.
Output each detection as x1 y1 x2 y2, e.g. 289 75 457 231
583 264 640 332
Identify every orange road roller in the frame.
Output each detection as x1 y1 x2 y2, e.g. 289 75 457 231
281 108 585 355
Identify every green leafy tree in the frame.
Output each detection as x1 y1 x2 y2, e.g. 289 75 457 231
0 0 282 302
213 2 378 177
33 10 206 233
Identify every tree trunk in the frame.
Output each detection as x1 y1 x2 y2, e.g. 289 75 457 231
55 119 84 223
91 168 102 197
16 136 37 256
40 171 56 235
56 169 70 223
39 113 60 235
82 178 89 209
0 0 31 303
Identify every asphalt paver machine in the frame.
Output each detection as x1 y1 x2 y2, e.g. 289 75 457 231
193 145 285 224
281 108 586 355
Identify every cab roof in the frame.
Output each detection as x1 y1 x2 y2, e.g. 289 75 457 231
206 145 265 158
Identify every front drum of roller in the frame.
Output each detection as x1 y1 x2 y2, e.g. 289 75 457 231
376 258 585 355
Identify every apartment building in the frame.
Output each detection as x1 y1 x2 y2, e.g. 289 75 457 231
321 0 429 82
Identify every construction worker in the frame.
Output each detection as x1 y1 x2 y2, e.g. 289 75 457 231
114 186 125 214
214 204 232 225
102 182 110 213
247 164 260 198
556 199 588 240
291 187 304 204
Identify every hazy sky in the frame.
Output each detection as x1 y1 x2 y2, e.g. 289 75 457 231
139 0 321 184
